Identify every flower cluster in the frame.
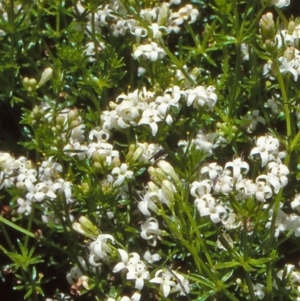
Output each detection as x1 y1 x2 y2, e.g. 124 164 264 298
260 13 300 81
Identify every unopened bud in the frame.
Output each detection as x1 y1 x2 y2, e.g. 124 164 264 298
284 46 295 61
157 3 169 26
73 216 99 239
157 160 181 186
37 67 53 88
288 20 295 35
126 144 136 163
148 166 167 184
161 179 175 205
259 13 275 40
131 146 144 163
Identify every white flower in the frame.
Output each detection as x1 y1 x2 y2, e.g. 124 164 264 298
52 178 73 202
170 4 199 25
266 97 280 114
235 178 257 200
213 174 234 194
192 131 221 156
38 157 62 181
149 23 169 39
140 217 161 246
127 260 150 290
143 251 161 263
250 135 280 167
138 106 162 136
291 194 300 213
201 162 223 181
278 56 300 81
87 141 119 166
190 180 213 198
66 266 82 285
255 180 273 202
133 42 166 61
130 26 148 43
89 234 115 266
150 269 176 297
138 191 159 216
112 163 134 187
224 157 249 180
113 249 149 290
186 85 217 109
222 212 241 230
0 152 21 174
267 161 289 188
17 198 32 215
174 272 190 296
272 0 290 8
266 209 290 237
256 173 281 194
155 90 180 116
253 283 265 300
25 179 56 202
120 292 141 301
195 195 227 223
246 110 266 133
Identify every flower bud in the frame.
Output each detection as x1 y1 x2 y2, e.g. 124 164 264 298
73 216 99 239
157 3 169 26
126 144 136 163
132 146 144 163
161 179 175 205
37 67 53 88
283 46 295 61
157 160 181 186
148 166 167 185
259 13 275 40
265 39 276 53
148 181 159 193
288 20 295 35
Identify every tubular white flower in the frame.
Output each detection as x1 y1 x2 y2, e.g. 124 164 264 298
224 157 249 180
138 191 159 216
112 163 134 187
291 194 300 213
130 26 148 43
143 250 161 263
89 234 115 266
255 180 273 202
17 198 32 215
113 249 149 290
190 180 213 197
195 195 227 223
250 135 280 167
140 217 161 246
201 162 223 181
256 173 281 194
235 178 257 200
246 110 266 133
267 161 289 188
138 107 161 136
150 269 176 297
133 42 166 61
213 174 234 194
253 283 265 300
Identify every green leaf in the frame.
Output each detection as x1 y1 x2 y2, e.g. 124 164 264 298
0 216 35 238
214 261 241 269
